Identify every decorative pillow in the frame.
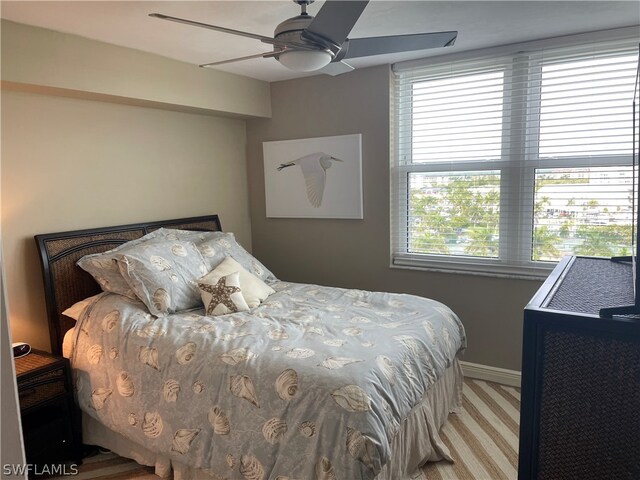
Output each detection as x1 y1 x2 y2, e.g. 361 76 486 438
117 240 208 315
154 229 277 283
198 256 275 309
77 230 164 298
198 271 249 316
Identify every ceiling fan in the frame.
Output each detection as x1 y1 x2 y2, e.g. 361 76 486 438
150 0 457 75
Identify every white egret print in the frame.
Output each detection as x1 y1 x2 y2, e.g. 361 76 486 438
263 134 363 219
277 152 343 208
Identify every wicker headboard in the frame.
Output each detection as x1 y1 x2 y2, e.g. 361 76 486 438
35 215 222 356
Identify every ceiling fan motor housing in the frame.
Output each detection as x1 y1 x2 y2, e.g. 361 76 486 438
273 14 334 58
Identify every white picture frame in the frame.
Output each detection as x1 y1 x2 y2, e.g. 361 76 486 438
263 134 363 219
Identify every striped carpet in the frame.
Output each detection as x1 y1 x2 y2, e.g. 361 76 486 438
52 378 520 480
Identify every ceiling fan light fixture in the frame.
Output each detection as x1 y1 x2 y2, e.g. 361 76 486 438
277 49 332 72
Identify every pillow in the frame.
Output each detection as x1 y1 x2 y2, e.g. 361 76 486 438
62 293 104 321
198 271 249 316
117 240 208 315
198 256 275 309
77 230 164 298
154 229 276 283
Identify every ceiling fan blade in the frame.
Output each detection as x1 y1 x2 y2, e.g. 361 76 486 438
302 1 369 48
342 31 458 59
318 61 355 76
149 13 273 42
200 50 285 68
150 13 316 51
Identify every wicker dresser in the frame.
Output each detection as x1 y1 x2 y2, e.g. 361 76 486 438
15 350 82 470
518 256 640 480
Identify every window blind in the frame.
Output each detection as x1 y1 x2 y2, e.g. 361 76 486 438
391 38 639 278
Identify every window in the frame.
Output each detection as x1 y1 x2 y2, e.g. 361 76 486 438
392 39 638 278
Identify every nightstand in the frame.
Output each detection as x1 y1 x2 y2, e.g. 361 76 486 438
15 349 82 471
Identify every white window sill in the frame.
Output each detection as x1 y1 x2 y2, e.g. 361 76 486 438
391 254 554 281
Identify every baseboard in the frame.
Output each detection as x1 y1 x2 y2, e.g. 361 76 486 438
460 361 521 387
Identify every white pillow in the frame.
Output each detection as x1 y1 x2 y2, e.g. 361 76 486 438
198 271 249 316
62 294 104 321
198 256 274 309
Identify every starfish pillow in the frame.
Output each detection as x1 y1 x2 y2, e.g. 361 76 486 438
198 271 249 316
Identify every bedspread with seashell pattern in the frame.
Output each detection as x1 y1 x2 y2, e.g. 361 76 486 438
71 281 466 480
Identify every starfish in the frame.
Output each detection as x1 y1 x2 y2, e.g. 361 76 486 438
199 277 242 315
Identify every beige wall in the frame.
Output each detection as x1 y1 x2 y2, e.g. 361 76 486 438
246 65 542 371
2 90 251 351
1 20 271 118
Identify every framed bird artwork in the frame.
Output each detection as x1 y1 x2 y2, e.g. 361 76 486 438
263 134 363 219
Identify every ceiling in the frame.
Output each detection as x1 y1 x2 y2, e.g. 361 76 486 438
2 1 639 82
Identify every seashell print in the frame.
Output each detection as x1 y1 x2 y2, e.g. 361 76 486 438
199 264 208 275
346 427 376 471
423 321 436 343
170 274 179 283
361 341 375 348
171 428 200 454
90 388 113 410
176 342 197 365
345 289 365 298
164 379 180 403
250 261 264 276
165 233 179 241
108 347 119 360
226 453 236 468
271 346 283 351
171 244 188 257
268 329 289 340
381 321 408 329
331 385 372 412
101 310 120 332
192 381 205 394
138 346 160 370
230 375 260 407
153 289 171 312
323 339 345 347
198 244 217 258
388 298 406 308
304 326 324 336
150 255 172 271
116 371 135 397
314 457 337 480
286 348 315 359
275 369 298 401
299 421 316 438
142 411 164 438
215 238 232 250
91 257 118 271
128 413 137 426
219 348 256 366
239 454 264 480
209 406 230 435
86 344 102 365
230 317 248 328
350 316 371 324
319 357 364 370
342 327 362 337
376 356 396 385
136 324 166 338
394 335 422 356
441 326 453 353
262 417 287 445
263 300 283 309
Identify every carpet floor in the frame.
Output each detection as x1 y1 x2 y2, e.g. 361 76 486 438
52 378 520 480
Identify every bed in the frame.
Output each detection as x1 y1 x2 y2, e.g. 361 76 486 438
35 215 466 480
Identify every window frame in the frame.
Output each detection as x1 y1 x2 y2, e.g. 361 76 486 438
391 41 637 280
